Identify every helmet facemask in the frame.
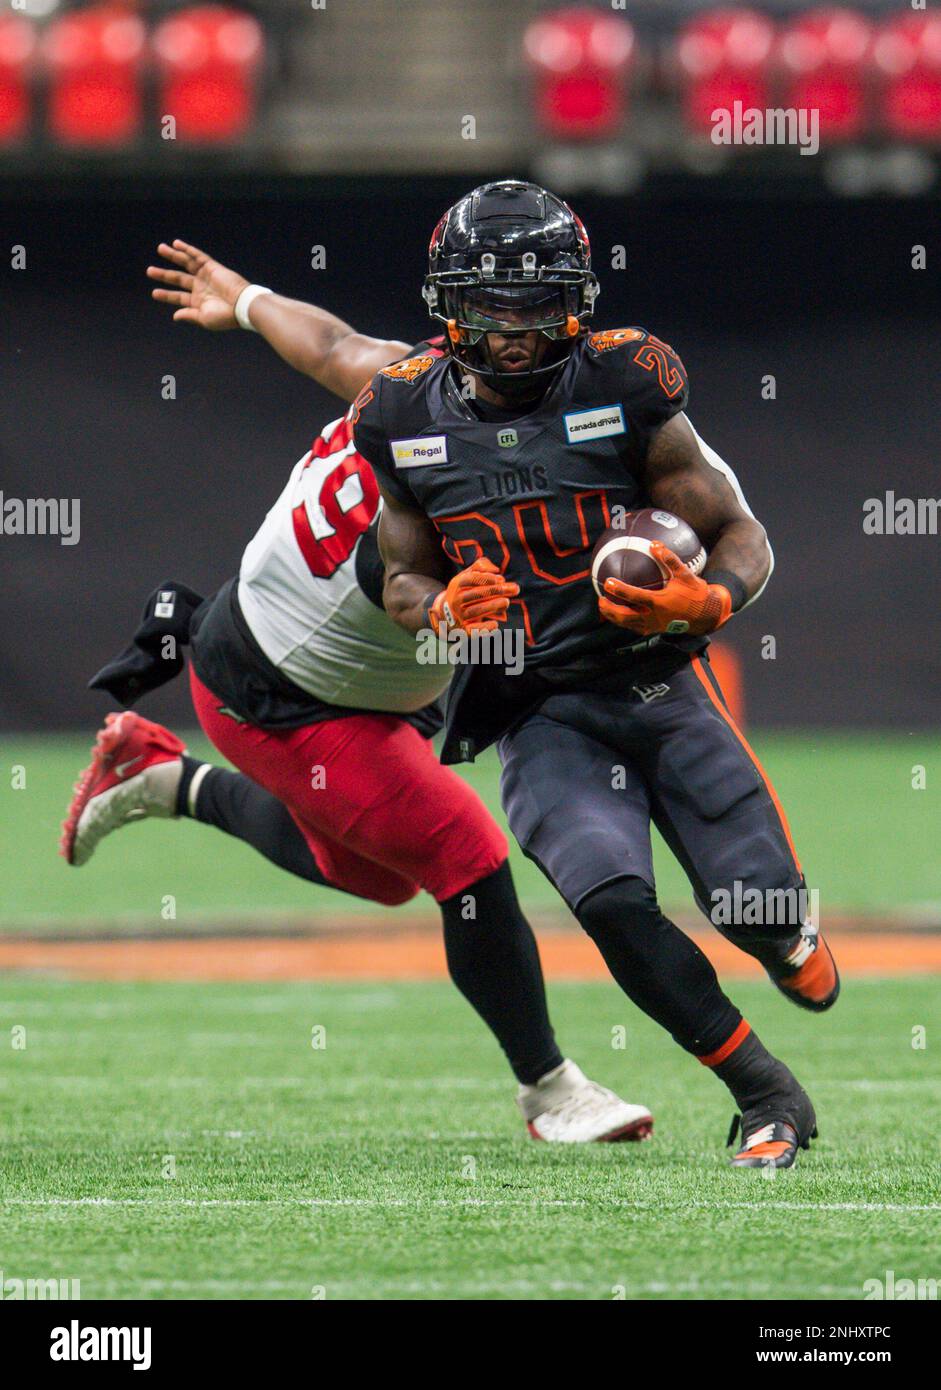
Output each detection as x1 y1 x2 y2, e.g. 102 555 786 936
423 257 599 401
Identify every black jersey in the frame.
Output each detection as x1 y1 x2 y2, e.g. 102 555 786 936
353 327 702 760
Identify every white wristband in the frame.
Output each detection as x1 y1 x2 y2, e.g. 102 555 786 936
234 284 273 332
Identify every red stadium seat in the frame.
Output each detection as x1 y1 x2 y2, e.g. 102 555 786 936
874 12 941 142
523 7 635 141
676 8 775 135
152 6 264 144
778 9 873 142
0 13 35 145
43 6 146 148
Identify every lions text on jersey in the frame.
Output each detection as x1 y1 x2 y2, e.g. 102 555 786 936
353 327 720 758
354 328 696 669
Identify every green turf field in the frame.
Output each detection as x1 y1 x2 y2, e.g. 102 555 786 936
2 730 940 926
0 975 938 1300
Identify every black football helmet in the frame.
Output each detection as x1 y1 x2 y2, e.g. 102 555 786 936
423 180 599 396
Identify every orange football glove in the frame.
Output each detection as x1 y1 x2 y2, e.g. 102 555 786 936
429 557 520 635
598 541 733 637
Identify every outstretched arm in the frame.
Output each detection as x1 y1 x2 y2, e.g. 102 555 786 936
147 238 411 403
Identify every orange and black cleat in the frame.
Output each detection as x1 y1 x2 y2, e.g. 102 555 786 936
728 1085 817 1170
766 929 840 1013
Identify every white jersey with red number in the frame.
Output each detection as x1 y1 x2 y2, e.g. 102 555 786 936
237 413 450 712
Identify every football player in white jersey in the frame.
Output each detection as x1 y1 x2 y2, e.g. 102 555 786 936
60 239 653 1146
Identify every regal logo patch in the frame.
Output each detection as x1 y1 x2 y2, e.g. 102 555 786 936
390 436 448 467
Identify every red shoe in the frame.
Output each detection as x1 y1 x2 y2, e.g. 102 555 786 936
768 930 841 1013
60 712 186 866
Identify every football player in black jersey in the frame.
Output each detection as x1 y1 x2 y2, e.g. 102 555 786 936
352 180 840 1169
65 233 658 1147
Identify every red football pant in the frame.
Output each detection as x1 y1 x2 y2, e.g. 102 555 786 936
189 667 507 905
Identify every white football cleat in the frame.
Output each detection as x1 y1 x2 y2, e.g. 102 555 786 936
518 1059 654 1143
60 712 186 866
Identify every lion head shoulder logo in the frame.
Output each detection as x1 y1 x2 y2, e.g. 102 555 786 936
379 354 437 383
587 328 646 354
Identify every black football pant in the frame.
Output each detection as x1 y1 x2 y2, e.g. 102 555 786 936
499 653 806 1061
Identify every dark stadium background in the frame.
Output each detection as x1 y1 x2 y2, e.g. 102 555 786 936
2 182 938 730
1 0 940 1314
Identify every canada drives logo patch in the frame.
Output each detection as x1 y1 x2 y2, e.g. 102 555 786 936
379 355 436 382
588 328 645 354
390 436 448 468
564 404 626 444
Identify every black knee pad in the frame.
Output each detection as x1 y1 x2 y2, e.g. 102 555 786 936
578 875 662 944
576 874 740 1056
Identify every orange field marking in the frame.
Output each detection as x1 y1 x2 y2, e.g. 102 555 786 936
0 932 939 982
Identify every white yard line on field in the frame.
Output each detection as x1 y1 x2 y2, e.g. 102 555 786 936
0 1075 514 1091
2 1197 940 1214
1 1075 936 1094
93 1277 848 1296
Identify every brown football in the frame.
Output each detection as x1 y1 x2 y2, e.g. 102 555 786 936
591 508 706 602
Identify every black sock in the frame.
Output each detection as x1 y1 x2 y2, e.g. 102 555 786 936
709 1027 798 1113
577 876 742 1057
440 861 564 1086
179 758 330 887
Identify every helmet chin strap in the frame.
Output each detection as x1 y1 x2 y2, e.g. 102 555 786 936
448 324 571 402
